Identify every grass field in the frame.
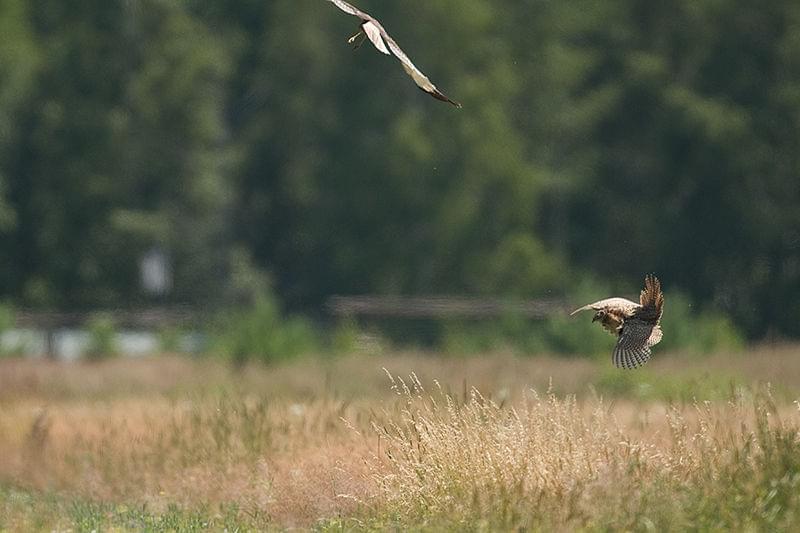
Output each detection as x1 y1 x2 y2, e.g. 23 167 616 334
0 346 799 531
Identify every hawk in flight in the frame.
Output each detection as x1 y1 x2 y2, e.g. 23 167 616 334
324 0 462 107
570 275 664 369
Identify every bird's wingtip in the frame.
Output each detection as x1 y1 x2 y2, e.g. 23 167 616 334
569 305 592 316
427 88 461 107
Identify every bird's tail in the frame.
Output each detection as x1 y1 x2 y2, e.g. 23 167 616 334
639 274 664 319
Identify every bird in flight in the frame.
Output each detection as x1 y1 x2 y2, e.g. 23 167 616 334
324 0 462 107
570 275 664 369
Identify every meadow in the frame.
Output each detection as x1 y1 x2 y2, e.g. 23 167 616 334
1 346 799 531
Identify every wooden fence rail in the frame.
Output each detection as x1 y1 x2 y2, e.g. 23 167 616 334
326 295 569 319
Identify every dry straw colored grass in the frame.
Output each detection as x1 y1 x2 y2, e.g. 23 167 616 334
0 395 373 527
360 372 800 530
0 347 798 530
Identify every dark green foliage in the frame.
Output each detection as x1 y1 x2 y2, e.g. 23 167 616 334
0 0 796 342
533 0 800 338
1 0 235 308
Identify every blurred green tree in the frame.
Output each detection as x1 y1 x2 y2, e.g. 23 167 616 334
0 0 41 285
3 0 235 307
530 0 800 337
228 0 568 309
0 0 796 342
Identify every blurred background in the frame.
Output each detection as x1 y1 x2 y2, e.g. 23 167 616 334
0 0 798 361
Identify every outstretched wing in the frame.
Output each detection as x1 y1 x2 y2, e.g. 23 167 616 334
325 0 390 55
325 0 369 18
380 31 462 107
569 297 639 316
612 319 657 369
361 20 390 55
325 0 461 107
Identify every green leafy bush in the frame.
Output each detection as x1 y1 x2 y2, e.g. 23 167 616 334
330 318 361 355
85 314 118 360
658 292 744 354
213 292 318 365
157 327 183 353
0 301 15 357
0 302 13 332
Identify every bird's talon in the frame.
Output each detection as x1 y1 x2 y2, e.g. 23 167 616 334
347 30 363 44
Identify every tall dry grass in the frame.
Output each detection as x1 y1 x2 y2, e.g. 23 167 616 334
0 347 798 530
0 395 375 527
356 373 800 530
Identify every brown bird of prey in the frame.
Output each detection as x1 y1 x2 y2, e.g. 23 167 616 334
570 275 664 369
324 0 462 107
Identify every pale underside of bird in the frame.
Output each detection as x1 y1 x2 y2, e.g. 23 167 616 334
324 0 462 107
570 275 665 369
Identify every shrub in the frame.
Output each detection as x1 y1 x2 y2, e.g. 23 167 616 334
0 301 15 357
330 318 361 355
213 292 318 365
0 301 13 333
157 326 183 353
85 314 118 360
659 291 744 354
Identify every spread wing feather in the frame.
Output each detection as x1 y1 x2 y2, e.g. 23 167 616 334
613 319 655 369
326 0 368 18
324 0 461 107
383 36 434 91
362 21 390 55
379 26 461 107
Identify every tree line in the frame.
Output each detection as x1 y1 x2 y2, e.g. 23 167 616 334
0 0 798 340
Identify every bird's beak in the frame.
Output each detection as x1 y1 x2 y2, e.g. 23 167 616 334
592 315 600 323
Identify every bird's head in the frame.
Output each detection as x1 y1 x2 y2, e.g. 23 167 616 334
592 310 606 323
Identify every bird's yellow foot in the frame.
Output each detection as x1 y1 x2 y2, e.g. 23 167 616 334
347 30 366 49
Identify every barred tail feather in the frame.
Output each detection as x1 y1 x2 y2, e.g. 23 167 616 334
639 274 664 319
